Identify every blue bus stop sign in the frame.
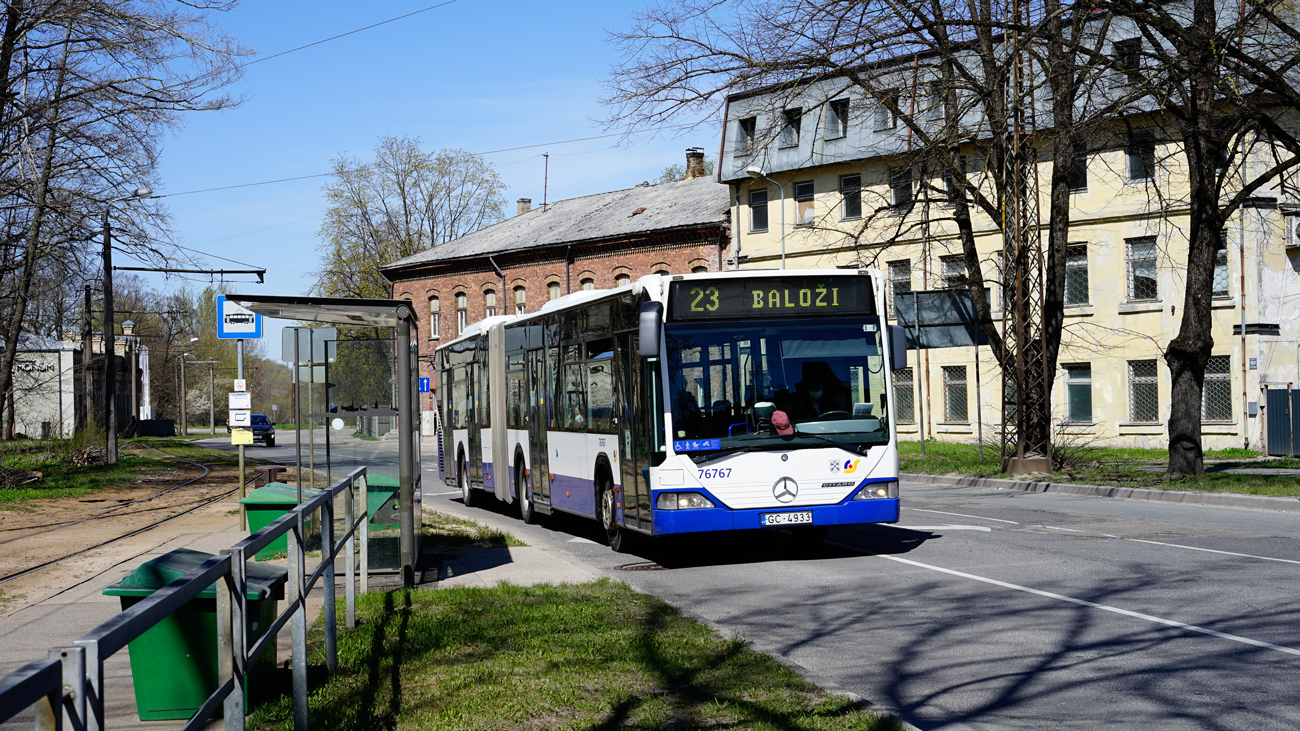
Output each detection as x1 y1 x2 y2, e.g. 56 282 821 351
419 377 430 393
216 295 262 339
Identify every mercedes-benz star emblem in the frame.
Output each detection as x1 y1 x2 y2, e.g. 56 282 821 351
773 477 798 503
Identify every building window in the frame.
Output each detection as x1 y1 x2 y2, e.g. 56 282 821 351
1126 237 1158 301
580 278 595 291
1115 38 1142 85
691 265 708 273
456 292 467 333
890 166 913 210
941 254 965 290
484 289 497 318
925 81 944 122
888 259 911 316
990 251 1005 310
1212 248 1230 298
893 367 915 422
1068 144 1088 191
780 108 801 147
615 273 631 287
841 174 861 219
654 268 670 275
943 365 968 422
794 181 815 226
429 297 440 339
749 188 769 231
736 116 756 152
1129 360 1159 423
1064 364 1092 423
826 98 849 139
1127 130 1156 182
1065 244 1089 305
875 89 899 130
1203 355 1232 421
514 286 526 315
548 282 561 301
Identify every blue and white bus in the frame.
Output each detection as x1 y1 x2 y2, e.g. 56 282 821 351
436 269 906 551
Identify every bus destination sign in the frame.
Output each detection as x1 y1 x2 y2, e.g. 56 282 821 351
668 276 874 321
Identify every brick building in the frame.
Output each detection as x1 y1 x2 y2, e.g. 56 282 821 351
380 151 731 414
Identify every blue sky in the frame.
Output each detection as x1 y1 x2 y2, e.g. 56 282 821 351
141 1 717 355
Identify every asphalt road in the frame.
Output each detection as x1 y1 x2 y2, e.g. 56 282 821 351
420 464 1300 731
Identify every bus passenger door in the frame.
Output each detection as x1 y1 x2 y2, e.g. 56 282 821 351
468 368 483 487
527 348 550 507
616 334 648 530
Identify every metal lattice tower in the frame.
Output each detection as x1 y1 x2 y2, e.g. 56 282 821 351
999 0 1052 474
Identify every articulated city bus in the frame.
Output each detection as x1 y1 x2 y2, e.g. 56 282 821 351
435 269 906 551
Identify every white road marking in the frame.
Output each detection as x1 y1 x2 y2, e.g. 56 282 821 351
835 544 1300 659
427 491 461 496
909 508 1019 524
1125 538 1300 566
899 525 993 532
1043 526 1083 532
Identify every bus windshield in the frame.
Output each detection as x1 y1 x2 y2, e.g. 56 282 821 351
665 317 891 455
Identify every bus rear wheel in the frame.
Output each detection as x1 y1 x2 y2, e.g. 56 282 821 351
460 456 478 509
599 477 627 552
518 462 536 524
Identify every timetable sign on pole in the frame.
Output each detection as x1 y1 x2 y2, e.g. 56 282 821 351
231 410 251 427
228 392 251 410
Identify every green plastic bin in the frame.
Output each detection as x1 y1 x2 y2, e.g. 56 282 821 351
102 548 287 721
365 475 400 529
239 483 321 560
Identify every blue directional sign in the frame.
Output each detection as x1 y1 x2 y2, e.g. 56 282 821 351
419 377 431 393
216 295 262 339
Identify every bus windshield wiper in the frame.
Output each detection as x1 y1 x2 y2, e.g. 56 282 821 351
791 431 871 455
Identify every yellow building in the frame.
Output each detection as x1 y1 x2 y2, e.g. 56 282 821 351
717 81 1295 452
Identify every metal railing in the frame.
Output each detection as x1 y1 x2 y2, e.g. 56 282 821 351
0 466 372 731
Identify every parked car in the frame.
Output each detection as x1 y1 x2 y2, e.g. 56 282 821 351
225 413 276 447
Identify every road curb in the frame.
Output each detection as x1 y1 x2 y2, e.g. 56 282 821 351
902 472 1300 513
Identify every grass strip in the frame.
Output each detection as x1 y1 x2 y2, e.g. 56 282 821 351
900 441 1300 497
249 581 899 731
0 437 248 507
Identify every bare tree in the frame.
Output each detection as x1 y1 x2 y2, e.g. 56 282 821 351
602 0 1123 467
0 0 249 439
1098 0 1300 476
313 136 507 299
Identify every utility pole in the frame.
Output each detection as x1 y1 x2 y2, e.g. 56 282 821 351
179 356 187 436
82 285 93 430
101 187 151 463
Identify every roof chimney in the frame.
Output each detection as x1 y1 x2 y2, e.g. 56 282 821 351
517 198 532 216
685 147 706 180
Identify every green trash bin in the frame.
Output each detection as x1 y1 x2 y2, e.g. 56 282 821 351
365 475 400 529
239 483 321 560
102 548 288 721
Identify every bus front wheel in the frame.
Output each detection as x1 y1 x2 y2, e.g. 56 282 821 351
599 477 627 552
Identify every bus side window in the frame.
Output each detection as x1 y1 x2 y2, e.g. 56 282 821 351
564 362 587 430
588 362 613 432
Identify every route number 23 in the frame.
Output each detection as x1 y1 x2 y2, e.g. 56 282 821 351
690 286 720 313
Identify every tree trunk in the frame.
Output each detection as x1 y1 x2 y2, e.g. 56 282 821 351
1165 0 1220 479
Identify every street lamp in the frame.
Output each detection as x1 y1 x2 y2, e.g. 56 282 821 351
746 166 785 270
103 186 152 463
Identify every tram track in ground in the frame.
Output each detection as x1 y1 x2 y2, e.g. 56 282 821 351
0 442 260 586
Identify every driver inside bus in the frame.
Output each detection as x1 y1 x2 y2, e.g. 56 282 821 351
792 362 851 419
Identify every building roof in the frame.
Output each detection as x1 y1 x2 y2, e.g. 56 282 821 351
381 175 729 276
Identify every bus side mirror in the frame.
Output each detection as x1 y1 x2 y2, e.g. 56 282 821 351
639 301 663 357
889 325 908 371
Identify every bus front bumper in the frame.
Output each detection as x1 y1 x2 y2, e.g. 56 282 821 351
651 498 899 535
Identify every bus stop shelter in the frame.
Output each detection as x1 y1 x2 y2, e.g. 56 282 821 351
227 294 422 586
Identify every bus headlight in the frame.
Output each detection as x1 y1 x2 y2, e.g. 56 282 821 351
853 481 898 500
656 492 716 510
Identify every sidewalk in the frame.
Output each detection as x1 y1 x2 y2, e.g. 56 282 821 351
903 471 1300 513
